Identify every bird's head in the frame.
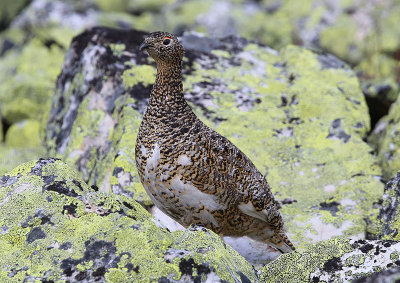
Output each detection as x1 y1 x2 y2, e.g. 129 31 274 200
139 31 184 67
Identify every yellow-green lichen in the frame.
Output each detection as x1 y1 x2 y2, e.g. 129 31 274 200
0 146 46 176
345 254 366 267
164 0 213 33
390 252 400 261
121 64 156 88
0 159 256 282
234 0 313 49
62 98 106 165
319 15 359 63
0 38 65 125
260 237 353 282
109 43 126 57
107 95 150 203
4 119 41 148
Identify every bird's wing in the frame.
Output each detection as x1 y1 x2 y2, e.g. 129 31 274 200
202 127 285 228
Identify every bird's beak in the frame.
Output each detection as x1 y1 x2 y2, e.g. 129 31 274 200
139 42 150 51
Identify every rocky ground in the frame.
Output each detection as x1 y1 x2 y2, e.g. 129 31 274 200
1 0 400 282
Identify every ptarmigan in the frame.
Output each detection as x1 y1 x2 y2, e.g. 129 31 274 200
135 31 295 253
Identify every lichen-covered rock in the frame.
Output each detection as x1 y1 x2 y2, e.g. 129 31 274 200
0 37 65 125
0 0 143 181
368 96 400 180
102 0 400 101
260 237 400 282
0 27 67 176
0 0 30 31
46 27 383 251
11 0 98 33
0 118 3 142
353 266 400 283
0 158 257 282
45 27 151 203
5 119 41 148
0 146 46 176
367 172 400 242
0 118 45 175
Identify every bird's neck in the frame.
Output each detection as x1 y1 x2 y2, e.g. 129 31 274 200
149 62 186 108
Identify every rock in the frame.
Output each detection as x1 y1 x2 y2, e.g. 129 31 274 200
0 146 46 176
368 172 400 241
362 79 397 129
353 266 400 283
0 38 65 125
0 158 257 282
260 237 400 282
45 26 384 258
0 0 30 31
46 27 151 203
0 118 44 175
0 0 141 180
368 96 400 181
0 116 3 142
11 0 98 33
117 0 400 102
0 25 62 175
5 119 41 148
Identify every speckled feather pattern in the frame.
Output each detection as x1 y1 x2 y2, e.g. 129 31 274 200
135 31 295 253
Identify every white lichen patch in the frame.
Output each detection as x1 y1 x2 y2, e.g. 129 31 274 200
310 240 400 282
299 216 354 241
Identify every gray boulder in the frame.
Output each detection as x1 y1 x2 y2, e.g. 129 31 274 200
368 172 400 242
261 237 400 282
368 96 400 181
0 158 257 282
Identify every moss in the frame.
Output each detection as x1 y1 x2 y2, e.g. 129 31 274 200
4 119 41 148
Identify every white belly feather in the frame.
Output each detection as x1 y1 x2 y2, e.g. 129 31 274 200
142 143 225 227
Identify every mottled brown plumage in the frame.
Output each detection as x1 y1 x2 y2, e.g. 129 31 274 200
135 31 295 253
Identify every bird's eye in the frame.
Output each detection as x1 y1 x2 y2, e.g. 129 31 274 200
162 37 171 45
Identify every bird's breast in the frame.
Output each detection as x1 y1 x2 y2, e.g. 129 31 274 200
137 142 226 228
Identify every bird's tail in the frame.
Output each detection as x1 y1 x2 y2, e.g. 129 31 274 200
269 232 295 253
